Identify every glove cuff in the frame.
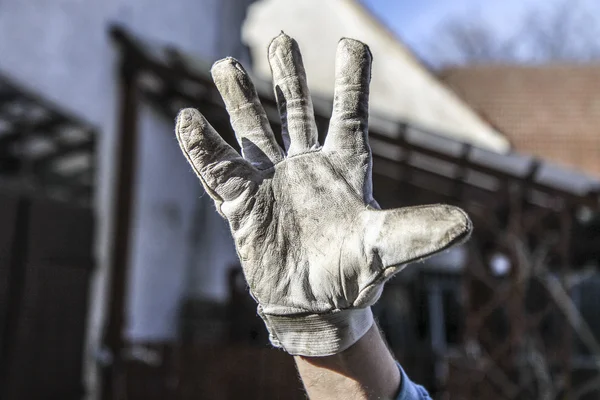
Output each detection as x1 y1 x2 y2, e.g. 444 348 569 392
258 307 374 356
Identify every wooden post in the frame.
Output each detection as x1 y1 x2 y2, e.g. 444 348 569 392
559 207 573 397
0 197 30 398
100 42 139 400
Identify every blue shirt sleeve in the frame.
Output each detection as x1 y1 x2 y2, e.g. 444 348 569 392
395 363 432 400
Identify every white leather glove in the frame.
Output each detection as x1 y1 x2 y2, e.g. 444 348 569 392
175 33 472 356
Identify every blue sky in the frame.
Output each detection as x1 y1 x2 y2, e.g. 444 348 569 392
361 0 566 57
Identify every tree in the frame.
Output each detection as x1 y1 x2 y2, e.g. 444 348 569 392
426 0 600 67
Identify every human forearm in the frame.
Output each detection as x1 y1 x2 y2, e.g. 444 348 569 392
294 323 401 400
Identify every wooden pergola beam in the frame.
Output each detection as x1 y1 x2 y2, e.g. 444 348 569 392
0 73 96 205
108 25 600 212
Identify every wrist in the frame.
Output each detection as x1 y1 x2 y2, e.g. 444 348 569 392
294 324 401 400
259 306 374 356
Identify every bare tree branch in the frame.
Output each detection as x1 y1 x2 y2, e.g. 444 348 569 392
537 269 600 360
572 375 600 400
426 0 600 67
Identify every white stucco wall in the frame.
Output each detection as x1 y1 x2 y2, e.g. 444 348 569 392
126 105 199 340
126 105 240 339
0 0 250 396
243 0 510 152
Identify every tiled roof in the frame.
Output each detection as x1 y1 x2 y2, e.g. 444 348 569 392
440 65 600 177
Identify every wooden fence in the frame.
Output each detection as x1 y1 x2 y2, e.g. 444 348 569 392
0 192 94 400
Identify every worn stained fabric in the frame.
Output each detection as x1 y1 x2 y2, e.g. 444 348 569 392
175 32 472 356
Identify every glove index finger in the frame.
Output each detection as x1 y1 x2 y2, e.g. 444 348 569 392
176 108 257 201
324 38 372 155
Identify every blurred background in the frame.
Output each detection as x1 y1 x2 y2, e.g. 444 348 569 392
0 0 599 399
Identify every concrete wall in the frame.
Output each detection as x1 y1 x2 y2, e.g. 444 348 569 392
243 0 510 152
0 0 250 395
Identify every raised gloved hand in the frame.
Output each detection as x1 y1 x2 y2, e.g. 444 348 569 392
175 33 472 356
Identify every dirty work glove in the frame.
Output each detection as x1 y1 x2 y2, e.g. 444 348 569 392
175 33 472 356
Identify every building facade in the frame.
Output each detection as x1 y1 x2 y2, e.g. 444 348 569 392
0 0 254 397
243 0 510 152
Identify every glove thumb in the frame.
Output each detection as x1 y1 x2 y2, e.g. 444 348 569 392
362 204 472 278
